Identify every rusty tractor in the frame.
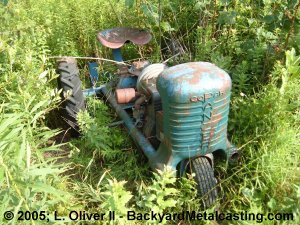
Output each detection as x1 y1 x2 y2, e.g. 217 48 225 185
57 27 239 208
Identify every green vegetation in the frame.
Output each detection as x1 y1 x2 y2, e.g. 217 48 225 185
0 0 299 224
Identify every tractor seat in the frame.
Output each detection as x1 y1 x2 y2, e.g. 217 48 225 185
97 27 152 49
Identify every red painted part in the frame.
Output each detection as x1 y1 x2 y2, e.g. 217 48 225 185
97 27 152 49
115 88 137 104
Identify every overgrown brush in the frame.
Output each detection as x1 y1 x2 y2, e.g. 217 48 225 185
0 0 299 224
0 38 74 224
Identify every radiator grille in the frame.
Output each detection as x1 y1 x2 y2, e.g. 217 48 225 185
168 95 230 153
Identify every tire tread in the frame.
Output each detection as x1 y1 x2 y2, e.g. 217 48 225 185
191 157 218 208
57 57 85 137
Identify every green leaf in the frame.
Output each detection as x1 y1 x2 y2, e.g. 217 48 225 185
31 183 69 202
262 15 276 24
267 198 276 210
27 167 61 176
125 0 135 8
141 3 159 25
217 11 237 25
17 133 26 166
194 1 210 10
30 99 47 114
0 166 4 182
242 187 253 200
161 21 174 32
31 110 46 126
0 114 22 135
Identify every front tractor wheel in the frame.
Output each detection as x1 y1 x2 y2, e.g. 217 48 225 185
57 57 85 137
190 157 218 208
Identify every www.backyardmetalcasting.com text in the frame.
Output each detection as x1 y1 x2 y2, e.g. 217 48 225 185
3 210 294 223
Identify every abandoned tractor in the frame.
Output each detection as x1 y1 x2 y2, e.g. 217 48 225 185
57 27 238 208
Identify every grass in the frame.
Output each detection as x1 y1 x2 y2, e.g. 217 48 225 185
0 0 299 224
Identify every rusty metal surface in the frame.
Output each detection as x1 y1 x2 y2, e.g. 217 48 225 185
115 88 137 104
128 60 150 76
97 27 152 49
153 62 235 169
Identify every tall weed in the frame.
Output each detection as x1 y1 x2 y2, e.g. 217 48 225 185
0 1 299 224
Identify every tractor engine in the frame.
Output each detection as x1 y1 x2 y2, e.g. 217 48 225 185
134 62 236 170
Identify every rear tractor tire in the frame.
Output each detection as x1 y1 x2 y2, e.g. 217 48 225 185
190 157 218 209
57 57 85 137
